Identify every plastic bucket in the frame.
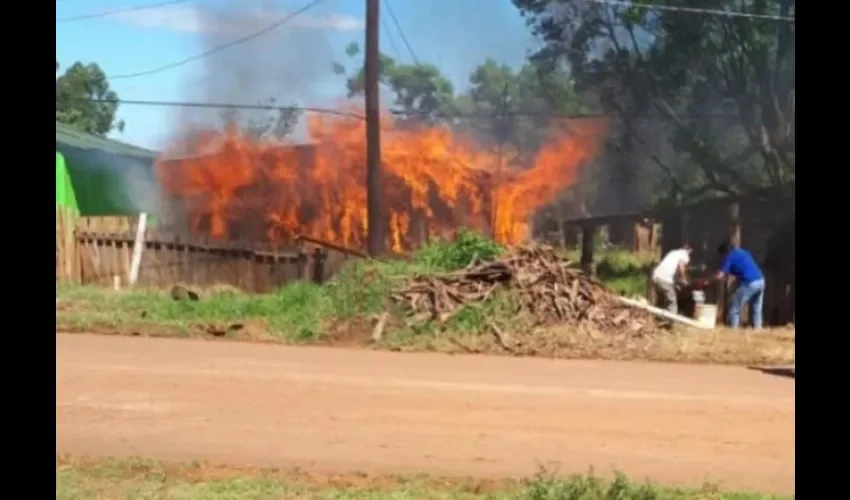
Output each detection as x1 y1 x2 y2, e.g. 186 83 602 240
694 304 718 329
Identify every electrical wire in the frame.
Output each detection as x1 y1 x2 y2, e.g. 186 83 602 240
574 0 795 22
381 16 402 61
107 0 327 80
382 0 420 65
57 0 198 23
62 97 366 119
63 96 740 121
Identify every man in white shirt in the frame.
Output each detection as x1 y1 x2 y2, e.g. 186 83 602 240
651 242 693 314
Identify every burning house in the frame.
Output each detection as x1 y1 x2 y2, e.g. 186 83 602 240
154 112 605 253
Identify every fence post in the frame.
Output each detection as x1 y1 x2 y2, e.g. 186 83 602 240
644 266 657 306
716 279 728 326
128 213 148 286
311 248 327 284
580 223 595 275
56 206 79 283
296 251 309 281
728 201 742 247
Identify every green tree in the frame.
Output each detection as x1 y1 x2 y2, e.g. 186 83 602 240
219 97 301 141
334 42 458 124
55 61 125 136
513 0 795 206
458 58 585 155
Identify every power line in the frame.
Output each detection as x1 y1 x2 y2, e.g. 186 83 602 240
393 106 736 120
64 96 741 121
57 0 197 23
381 16 402 60
381 0 419 65
575 0 795 22
63 97 366 119
107 0 326 80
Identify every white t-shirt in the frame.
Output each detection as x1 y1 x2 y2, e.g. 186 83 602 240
652 249 690 284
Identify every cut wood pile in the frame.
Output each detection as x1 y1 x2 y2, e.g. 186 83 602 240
392 245 658 333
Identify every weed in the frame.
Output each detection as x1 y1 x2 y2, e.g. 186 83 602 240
56 456 790 500
562 248 656 297
415 228 505 271
55 239 795 365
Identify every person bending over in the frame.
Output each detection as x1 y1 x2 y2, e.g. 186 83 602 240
651 242 693 314
715 240 765 329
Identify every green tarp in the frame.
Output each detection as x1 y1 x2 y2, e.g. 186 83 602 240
55 122 159 216
56 151 79 214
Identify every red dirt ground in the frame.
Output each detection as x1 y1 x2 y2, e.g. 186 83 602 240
55 333 795 493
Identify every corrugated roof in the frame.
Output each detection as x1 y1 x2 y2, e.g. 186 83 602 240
56 122 158 159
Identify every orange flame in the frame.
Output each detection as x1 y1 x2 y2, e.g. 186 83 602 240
156 110 606 252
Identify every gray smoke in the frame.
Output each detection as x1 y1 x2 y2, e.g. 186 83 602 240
117 154 161 213
174 0 349 145
380 0 533 89
58 145 161 215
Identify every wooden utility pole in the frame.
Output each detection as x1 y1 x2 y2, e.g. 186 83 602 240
490 83 510 240
364 0 384 256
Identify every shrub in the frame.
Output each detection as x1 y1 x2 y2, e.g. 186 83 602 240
413 228 504 271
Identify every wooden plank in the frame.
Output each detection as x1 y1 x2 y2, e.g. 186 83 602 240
296 234 368 259
56 206 79 282
728 201 742 247
562 212 650 226
579 224 595 275
63 224 361 293
254 241 270 293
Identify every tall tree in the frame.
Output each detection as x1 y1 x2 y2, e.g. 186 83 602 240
219 97 301 141
458 58 585 155
56 61 125 136
458 58 593 223
335 42 458 124
513 0 795 206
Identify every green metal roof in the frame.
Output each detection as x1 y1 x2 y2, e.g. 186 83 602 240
56 122 160 216
55 122 157 159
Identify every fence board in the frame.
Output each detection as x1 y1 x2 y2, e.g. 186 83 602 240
60 216 353 292
56 206 79 282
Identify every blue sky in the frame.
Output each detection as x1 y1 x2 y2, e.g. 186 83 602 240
57 0 536 151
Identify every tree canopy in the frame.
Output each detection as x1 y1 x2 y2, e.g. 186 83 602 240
512 0 795 208
333 43 592 222
337 42 458 125
334 41 585 154
56 61 125 137
219 98 301 142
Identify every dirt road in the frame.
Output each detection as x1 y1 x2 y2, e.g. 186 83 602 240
56 334 795 493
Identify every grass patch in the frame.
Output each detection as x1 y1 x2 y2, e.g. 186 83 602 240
563 248 657 297
415 229 505 271
56 257 432 343
56 237 794 366
56 456 788 500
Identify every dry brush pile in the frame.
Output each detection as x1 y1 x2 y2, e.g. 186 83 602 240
392 245 659 337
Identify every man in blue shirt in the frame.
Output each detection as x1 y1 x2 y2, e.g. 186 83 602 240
715 240 766 329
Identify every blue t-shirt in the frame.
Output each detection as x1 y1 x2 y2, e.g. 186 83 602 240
720 248 763 284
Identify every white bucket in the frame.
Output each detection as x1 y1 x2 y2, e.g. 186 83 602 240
694 304 718 329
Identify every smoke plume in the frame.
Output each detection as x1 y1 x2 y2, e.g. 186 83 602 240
172 1 351 145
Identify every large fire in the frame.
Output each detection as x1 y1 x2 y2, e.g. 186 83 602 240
155 110 605 253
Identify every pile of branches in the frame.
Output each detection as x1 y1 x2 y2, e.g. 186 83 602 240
392 245 657 332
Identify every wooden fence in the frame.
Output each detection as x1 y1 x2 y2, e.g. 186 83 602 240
56 206 78 281
57 214 363 292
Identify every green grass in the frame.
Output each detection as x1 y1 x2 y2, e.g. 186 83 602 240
56 456 789 500
57 244 654 340
56 231 512 342
56 239 796 366
56 248 648 343
563 248 657 297
57 257 434 342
